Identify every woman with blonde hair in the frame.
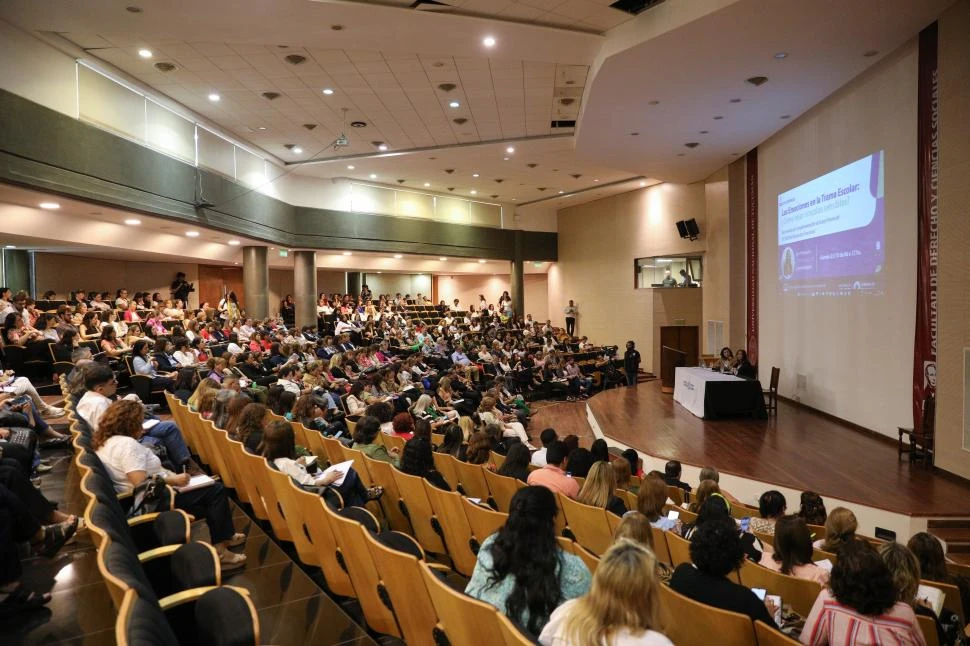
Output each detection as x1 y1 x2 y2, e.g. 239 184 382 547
688 479 721 514
577 461 628 518
187 377 220 412
539 540 673 646
457 415 476 441
613 512 673 583
816 507 858 552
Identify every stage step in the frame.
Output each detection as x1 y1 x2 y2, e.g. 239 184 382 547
928 520 970 554
637 371 657 383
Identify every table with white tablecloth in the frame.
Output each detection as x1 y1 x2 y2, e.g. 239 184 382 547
673 367 767 419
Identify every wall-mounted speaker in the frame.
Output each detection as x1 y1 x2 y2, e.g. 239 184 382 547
675 220 689 238
676 218 700 240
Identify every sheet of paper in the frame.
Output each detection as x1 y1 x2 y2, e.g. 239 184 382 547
142 419 160 430
320 459 354 487
176 474 216 492
917 584 945 615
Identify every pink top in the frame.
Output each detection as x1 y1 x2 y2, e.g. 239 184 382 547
758 552 830 585
800 589 926 646
527 465 580 499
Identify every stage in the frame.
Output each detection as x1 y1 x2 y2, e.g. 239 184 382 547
532 380 970 519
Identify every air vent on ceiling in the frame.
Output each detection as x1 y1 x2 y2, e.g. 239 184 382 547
410 0 453 11
284 54 307 65
453 118 467 125
608 0 665 16
303 124 317 130
551 120 577 129
262 92 281 100
153 62 177 73
438 83 457 92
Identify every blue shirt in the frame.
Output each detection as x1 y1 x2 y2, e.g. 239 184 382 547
464 534 591 632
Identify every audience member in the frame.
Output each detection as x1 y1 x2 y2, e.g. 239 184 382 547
798 491 827 526
399 436 450 491
497 443 531 483
612 457 635 494
816 507 858 553
879 541 948 645
531 428 558 467
465 431 493 466
800 540 923 645
907 532 970 620
759 515 829 584
662 460 692 495
567 448 594 478
352 416 400 467
688 479 721 514
750 490 787 535
435 423 465 460
636 475 679 533
465 486 592 636
576 461 627 518
589 438 610 463
528 441 580 498
539 540 673 646
622 449 642 478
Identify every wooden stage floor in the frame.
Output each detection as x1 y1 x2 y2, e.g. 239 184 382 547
531 381 970 517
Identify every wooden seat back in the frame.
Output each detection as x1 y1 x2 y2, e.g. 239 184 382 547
236 450 291 541
921 578 966 624
263 466 317 567
482 469 525 513
658 582 756 645
432 451 460 491
419 561 507 646
489 451 506 470
557 493 613 556
360 454 412 533
738 558 822 617
452 460 491 501
754 620 800 645
916 613 941 646
422 481 478 577
460 497 508 555
320 435 346 465
390 469 447 554
288 485 354 597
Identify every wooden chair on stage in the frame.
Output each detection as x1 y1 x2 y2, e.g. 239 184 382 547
763 366 780 415
899 394 935 467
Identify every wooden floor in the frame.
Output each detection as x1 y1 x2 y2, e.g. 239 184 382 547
533 381 970 517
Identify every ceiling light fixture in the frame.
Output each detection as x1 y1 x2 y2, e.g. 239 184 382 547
639 181 647 187
483 36 496 48
185 231 200 237
322 88 334 95
393 254 403 259
424 182 431 187
257 126 267 130
472 173 479 177
470 190 477 195
505 146 515 154
369 174 377 179
449 101 460 108
377 143 388 151
439 257 447 261
227 240 240 246
4 245 16 249
503 157 510 161
774 52 788 59
342 251 352 256
124 218 141 225
138 49 152 59
39 202 60 210
478 259 487 263
208 93 220 102
347 165 355 170
292 147 303 154
558 190 564 194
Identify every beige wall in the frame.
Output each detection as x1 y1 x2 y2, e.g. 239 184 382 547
757 39 918 437
553 179 731 371
935 1 970 478
703 167 731 354
435 273 550 322
728 157 748 350
34 253 201 309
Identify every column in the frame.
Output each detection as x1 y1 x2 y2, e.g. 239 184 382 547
242 246 269 320
346 271 362 297
293 250 317 329
2 249 31 294
510 230 525 318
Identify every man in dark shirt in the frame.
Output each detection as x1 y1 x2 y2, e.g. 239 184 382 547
663 459 693 494
623 340 640 387
170 272 194 304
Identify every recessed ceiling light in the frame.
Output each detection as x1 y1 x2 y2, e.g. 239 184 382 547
322 88 334 95
124 218 141 225
639 181 647 187
342 251 352 256
227 240 240 246
593 179 599 182
478 259 487 263
292 147 303 154
369 173 377 179
483 36 496 48
505 146 515 154
208 93 220 102
5 245 16 249
472 173 479 177
393 254 403 259
138 49 153 59
377 143 388 151
376 271 382 274
470 190 477 195
257 126 267 130
439 257 447 261
630 132 639 136
269 247 275 250
185 231 200 237
449 101 460 108
774 52 788 59
729 98 741 103
558 190 564 194
39 202 60 210
347 165 355 170
503 157 510 161
424 182 431 187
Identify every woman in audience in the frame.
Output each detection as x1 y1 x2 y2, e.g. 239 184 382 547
465 431 493 466
1 312 42 347
435 423 466 460
800 539 923 645
589 438 610 463
123 300 142 322
411 393 454 425
466 486 592 636
539 540 673 646
351 415 400 467
131 338 176 392
908 532 970 619
390 412 415 440
698 466 740 504
798 491 827 526
612 457 637 494
227 402 270 453
214 393 251 432
577 461 628 517
344 381 368 416
52 330 79 362
497 443 532 482
816 507 858 552
563 434 580 455
94 400 247 570
98 326 127 360
399 435 450 491
759 515 829 584
479 396 533 447
187 377 220 413
613 511 674 584
636 475 680 533
567 448 594 478
78 311 101 340
670 517 778 629
879 541 948 645
688 479 722 514
749 490 786 535
622 448 643 478
172 337 197 367
259 419 379 507
717 347 735 372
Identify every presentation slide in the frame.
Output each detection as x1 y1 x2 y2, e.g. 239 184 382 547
777 151 885 296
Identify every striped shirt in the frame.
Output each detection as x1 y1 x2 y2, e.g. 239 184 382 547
800 589 926 645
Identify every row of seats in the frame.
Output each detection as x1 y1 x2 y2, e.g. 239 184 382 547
66 400 261 646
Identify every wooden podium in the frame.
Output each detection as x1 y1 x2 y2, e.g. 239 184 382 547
659 326 699 393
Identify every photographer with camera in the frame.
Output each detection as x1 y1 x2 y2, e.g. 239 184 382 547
170 272 195 307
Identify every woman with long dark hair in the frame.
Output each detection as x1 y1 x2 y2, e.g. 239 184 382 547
399 436 450 491
465 486 591 636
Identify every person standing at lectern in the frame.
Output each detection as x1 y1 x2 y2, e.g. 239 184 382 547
623 341 641 387
563 300 578 337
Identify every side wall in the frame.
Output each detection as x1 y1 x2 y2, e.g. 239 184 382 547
435 273 550 322
936 0 970 478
